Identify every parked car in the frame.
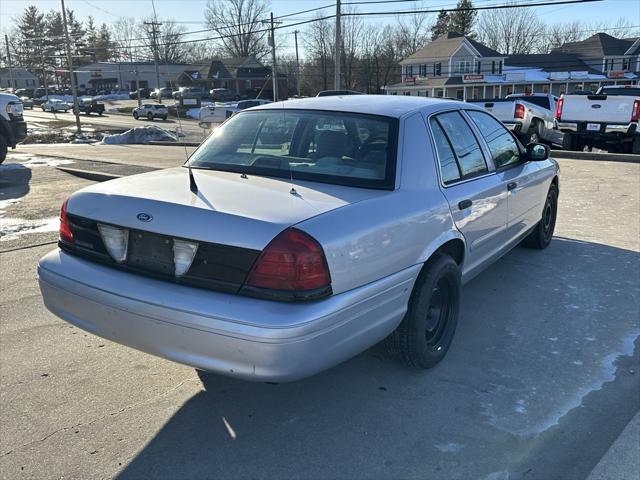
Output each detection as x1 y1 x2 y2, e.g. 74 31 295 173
74 98 105 116
129 88 150 100
19 96 34 109
555 85 640 153
37 96 559 382
198 99 272 126
132 103 168 120
316 90 364 97
14 88 35 98
41 98 71 113
467 93 563 146
172 86 207 99
209 88 238 102
150 87 173 99
0 92 27 163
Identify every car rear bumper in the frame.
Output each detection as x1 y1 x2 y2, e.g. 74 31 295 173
556 121 637 135
38 249 417 382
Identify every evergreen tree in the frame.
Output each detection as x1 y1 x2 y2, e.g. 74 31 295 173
14 6 47 79
449 0 477 37
430 10 450 40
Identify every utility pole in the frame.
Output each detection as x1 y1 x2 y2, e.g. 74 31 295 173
334 0 341 90
4 35 15 92
61 0 81 136
269 12 278 102
293 30 301 96
147 0 162 103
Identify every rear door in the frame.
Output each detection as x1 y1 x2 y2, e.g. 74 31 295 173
466 110 548 244
428 111 508 275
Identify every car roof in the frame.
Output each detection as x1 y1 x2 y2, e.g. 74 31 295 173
255 95 466 118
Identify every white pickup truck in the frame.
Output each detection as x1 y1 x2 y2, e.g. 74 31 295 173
555 85 640 154
467 93 564 146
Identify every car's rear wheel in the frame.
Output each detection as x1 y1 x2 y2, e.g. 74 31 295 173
161 116 167 121
388 253 461 369
147 113 153 121
522 120 541 145
133 112 139 120
522 184 558 249
632 135 640 155
0 136 7 163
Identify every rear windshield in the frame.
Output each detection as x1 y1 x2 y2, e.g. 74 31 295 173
189 109 398 189
598 87 640 96
519 96 550 109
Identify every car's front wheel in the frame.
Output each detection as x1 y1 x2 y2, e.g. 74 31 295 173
133 112 139 120
388 253 461 369
522 184 558 249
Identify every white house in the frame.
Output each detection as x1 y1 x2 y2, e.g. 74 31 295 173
0 67 39 90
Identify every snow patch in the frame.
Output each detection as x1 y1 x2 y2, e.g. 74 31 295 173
0 217 59 241
434 443 464 453
101 126 177 145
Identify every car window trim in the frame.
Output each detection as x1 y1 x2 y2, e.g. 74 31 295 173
426 108 494 188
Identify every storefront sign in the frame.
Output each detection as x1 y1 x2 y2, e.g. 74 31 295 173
607 71 625 78
462 74 484 83
403 76 415 84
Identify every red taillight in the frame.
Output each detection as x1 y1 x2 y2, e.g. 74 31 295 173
631 100 640 122
246 228 331 292
554 97 564 120
59 198 74 244
515 103 525 119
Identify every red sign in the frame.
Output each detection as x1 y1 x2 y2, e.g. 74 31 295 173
404 76 415 84
607 71 625 78
462 74 484 83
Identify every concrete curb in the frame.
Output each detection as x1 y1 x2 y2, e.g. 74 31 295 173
551 150 639 163
56 166 121 181
147 141 201 147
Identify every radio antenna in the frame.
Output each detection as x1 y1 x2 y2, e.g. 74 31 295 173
174 91 198 194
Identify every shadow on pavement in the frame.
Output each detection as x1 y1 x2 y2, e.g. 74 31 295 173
0 163 32 203
117 237 639 480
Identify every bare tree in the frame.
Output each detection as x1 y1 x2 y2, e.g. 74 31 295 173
394 12 432 59
475 4 545 54
303 14 334 93
204 0 270 59
111 17 137 61
341 6 364 89
539 18 640 53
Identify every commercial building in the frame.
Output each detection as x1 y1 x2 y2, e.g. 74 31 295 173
386 32 639 99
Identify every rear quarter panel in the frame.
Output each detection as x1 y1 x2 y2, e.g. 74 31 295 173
298 112 461 295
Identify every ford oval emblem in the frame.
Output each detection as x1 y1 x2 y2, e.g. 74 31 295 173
137 213 153 222
592 104 601 108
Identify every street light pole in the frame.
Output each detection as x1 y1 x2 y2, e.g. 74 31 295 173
4 35 15 92
61 0 82 136
270 12 278 102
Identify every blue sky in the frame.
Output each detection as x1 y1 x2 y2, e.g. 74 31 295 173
1 0 638 56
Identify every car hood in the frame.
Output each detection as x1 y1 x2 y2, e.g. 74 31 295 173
68 167 389 250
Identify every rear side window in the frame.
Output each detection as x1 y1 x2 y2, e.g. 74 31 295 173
434 112 487 179
467 110 521 169
430 120 460 184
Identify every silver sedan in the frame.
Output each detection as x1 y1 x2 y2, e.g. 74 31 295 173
38 96 559 381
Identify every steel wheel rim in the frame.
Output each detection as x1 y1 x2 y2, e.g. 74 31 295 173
542 194 555 241
425 277 453 350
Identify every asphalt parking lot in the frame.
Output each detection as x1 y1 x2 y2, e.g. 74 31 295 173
0 153 638 479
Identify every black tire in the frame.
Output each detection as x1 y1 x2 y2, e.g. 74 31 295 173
522 184 558 249
147 113 153 121
522 120 542 145
98 111 103 116
388 253 461 369
632 135 640 155
161 116 167 121
0 136 7 164
42 106 46 112
133 112 139 120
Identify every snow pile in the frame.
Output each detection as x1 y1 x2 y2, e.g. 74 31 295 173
95 93 130 101
36 94 73 102
101 125 178 144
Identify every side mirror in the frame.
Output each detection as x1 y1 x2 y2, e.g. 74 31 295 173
526 142 550 161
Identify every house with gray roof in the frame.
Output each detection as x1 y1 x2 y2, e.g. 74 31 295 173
386 31 638 100
0 67 39 90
